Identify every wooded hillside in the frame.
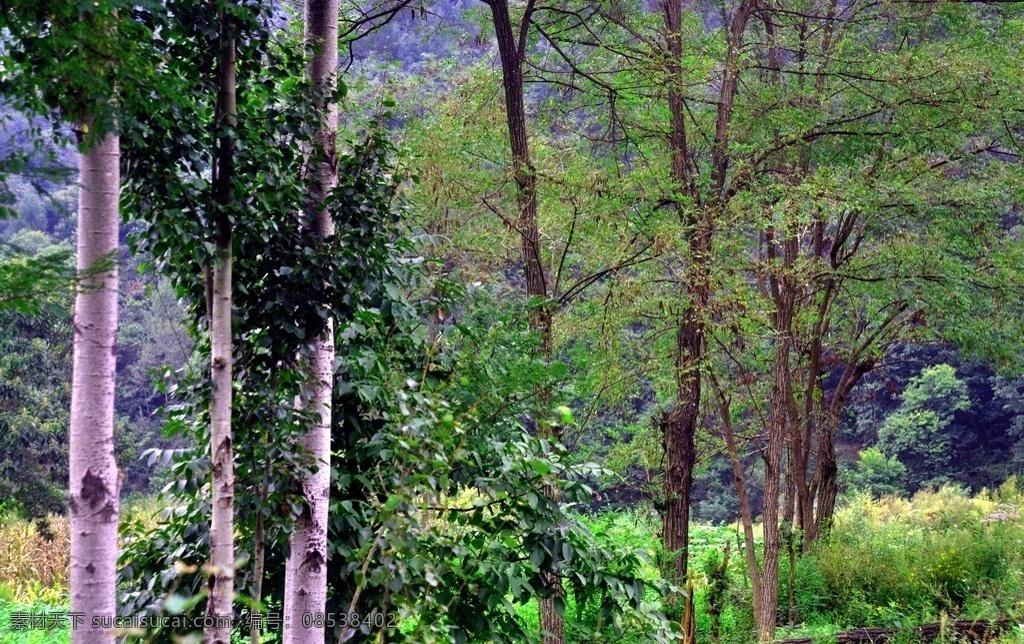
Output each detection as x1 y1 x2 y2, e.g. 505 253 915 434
1 1 1023 642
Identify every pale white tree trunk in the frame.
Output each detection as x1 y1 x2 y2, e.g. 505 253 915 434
206 247 234 644
284 2 337 642
69 126 120 644
205 10 237 643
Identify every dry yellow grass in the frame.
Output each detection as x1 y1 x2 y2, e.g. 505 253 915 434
0 516 69 604
0 497 164 605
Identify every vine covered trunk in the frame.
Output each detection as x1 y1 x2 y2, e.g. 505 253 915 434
284 2 338 641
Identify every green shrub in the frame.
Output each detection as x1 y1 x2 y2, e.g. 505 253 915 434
794 485 1024 627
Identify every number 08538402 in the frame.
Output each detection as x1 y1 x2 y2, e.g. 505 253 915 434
301 611 399 629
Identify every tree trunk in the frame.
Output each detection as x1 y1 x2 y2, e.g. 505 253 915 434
813 358 873 539
659 0 753 597
251 480 266 644
661 382 696 591
487 0 546 318
284 2 337 642
205 10 236 642
207 245 234 644
660 214 709 598
813 419 838 538
709 373 762 618
661 0 705 597
796 222 832 549
69 124 119 644
486 2 561 640
757 338 790 642
757 226 798 642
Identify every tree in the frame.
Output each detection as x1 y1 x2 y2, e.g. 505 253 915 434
0 1 156 638
841 448 908 498
284 1 338 642
117 4 325 642
879 364 970 488
69 119 121 644
0 237 74 523
117 8 391 642
205 3 239 641
513 0 1024 637
480 2 568 639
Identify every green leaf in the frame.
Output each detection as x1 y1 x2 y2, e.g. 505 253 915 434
529 459 551 476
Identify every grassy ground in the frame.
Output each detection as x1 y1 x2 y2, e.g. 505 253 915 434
0 486 1022 642
0 600 71 644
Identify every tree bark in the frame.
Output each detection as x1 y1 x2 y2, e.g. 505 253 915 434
661 370 697 591
757 337 790 642
659 0 753 596
757 224 798 642
813 358 874 538
69 124 119 644
251 482 266 644
207 246 234 644
660 0 704 596
661 229 709 594
205 9 236 642
284 2 337 642
487 0 546 319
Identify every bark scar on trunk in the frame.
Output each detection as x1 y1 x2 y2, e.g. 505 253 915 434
80 469 109 508
303 550 325 573
216 436 232 455
98 502 117 523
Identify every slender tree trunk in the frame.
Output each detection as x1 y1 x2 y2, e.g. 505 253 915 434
487 2 561 640
661 355 698 592
69 124 119 644
251 476 267 644
205 10 236 643
708 373 762 618
793 220 831 549
662 231 707 598
207 246 234 643
782 385 800 626
757 226 798 642
487 0 546 319
250 421 271 644
813 358 873 538
659 0 753 598
813 414 839 536
284 2 337 642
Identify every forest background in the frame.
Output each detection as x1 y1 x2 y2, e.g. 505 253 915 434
2 0 1024 642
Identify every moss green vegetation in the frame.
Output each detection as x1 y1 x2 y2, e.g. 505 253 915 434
0 600 70 644
566 482 1024 643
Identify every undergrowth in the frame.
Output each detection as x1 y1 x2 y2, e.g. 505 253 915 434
789 480 1024 632
1 486 1022 642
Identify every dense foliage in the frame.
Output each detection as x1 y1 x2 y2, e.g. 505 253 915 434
1 0 1024 641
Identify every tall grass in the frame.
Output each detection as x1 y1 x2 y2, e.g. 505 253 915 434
0 517 68 606
0 496 163 606
792 480 1024 629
